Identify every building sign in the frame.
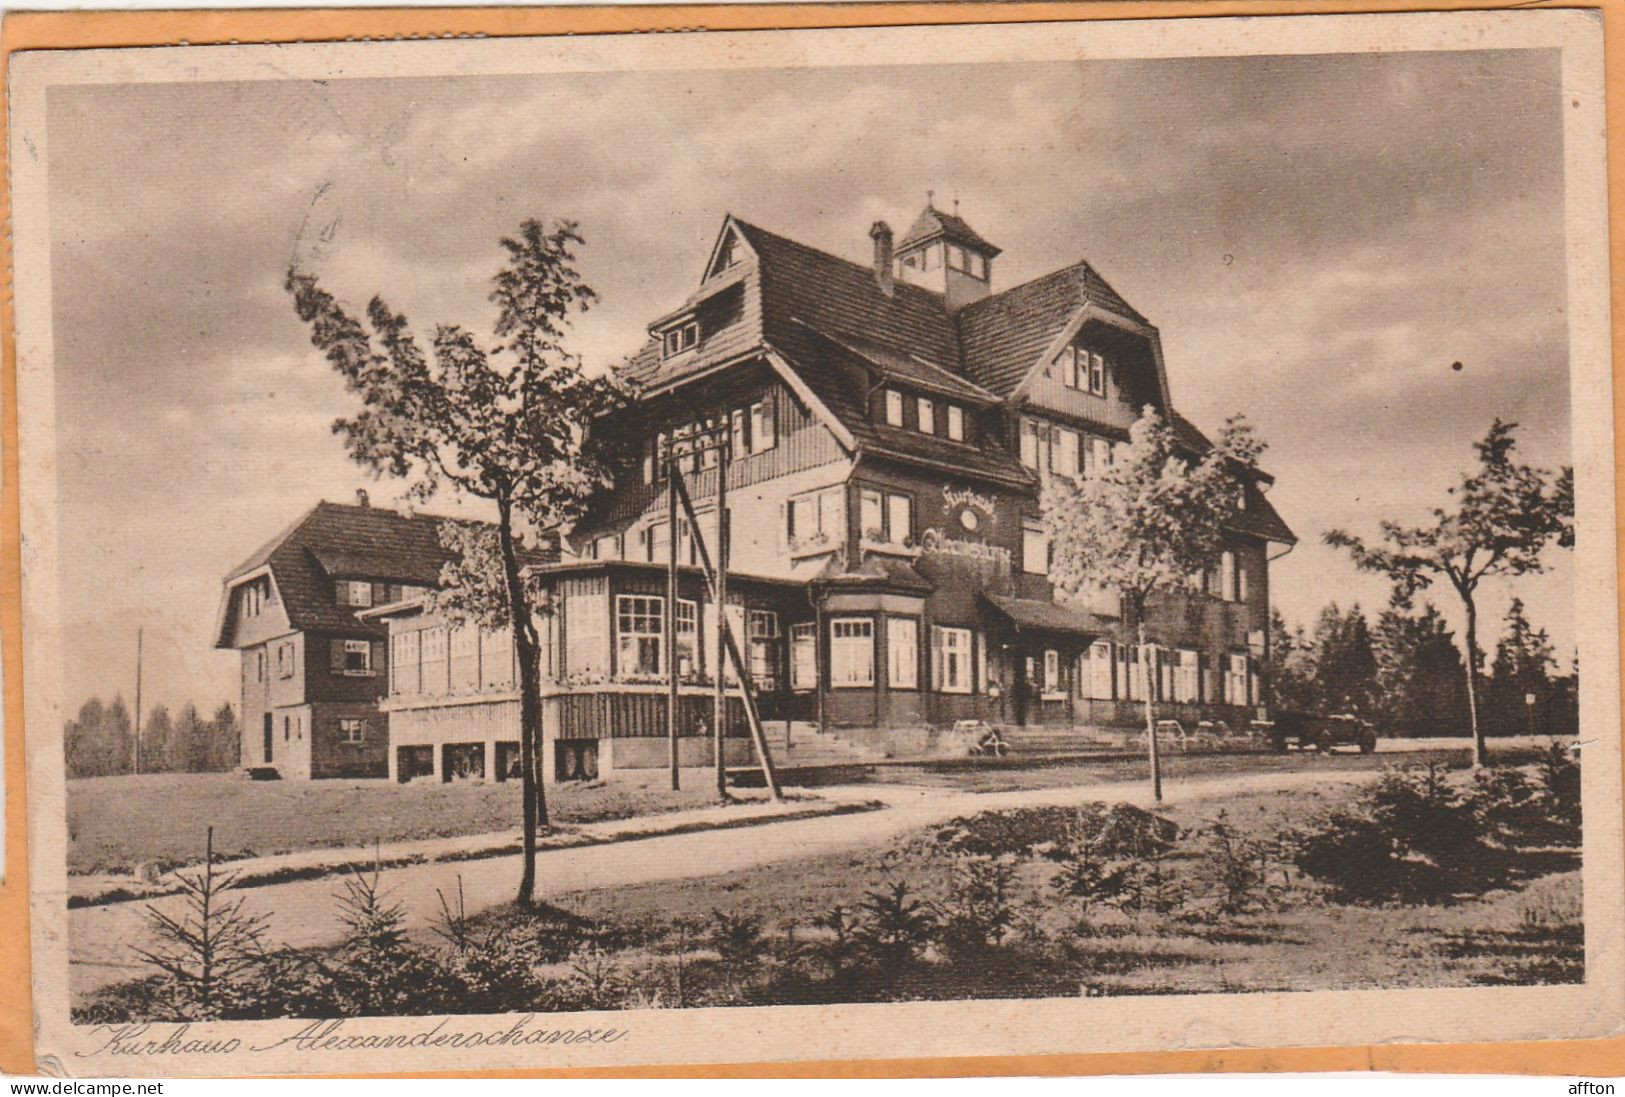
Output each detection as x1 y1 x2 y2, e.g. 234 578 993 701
922 485 1010 568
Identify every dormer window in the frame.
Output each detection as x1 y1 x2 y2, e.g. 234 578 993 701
917 398 935 435
663 320 699 359
947 405 964 442
884 389 904 427
1057 345 1107 396
339 580 373 609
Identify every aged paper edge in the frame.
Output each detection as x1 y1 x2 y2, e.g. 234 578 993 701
1 0 1622 1079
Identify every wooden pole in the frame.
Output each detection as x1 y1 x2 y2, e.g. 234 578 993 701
713 435 729 800
674 471 783 800
666 459 680 790
133 626 143 776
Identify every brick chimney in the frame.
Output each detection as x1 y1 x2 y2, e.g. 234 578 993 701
870 221 894 295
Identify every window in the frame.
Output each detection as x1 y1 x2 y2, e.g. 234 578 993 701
341 638 373 675
421 627 448 692
1220 551 1238 602
790 623 817 691
674 599 699 677
829 618 875 687
885 389 904 427
860 489 883 540
887 493 912 545
594 534 620 561
1058 346 1080 389
1022 521 1050 575
663 320 698 358
750 399 776 453
917 398 935 435
731 408 748 459
339 580 373 608
449 626 478 691
714 232 739 272
1088 641 1115 699
1087 352 1106 396
859 489 912 545
1090 437 1111 476
787 486 844 552
1237 556 1249 603
749 610 780 689
1176 649 1200 703
933 626 973 693
947 405 964 442
1043 650 1060 693
1019 418 1040 468
1053 428 1080 479
242 577 269 618
1225 653 1250 706
647 521 671 564
616 595 664 677
564 593 609 677
481 627 514 691
276 641 295 679
888 617 919 689
340 718 365 745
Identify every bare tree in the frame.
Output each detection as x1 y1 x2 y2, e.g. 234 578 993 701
1325 419 1572 766
286 218 621 906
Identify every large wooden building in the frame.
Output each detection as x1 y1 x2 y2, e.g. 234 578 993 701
367 203 1296 783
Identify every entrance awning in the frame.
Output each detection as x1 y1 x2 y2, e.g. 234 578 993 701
981 593 1115 639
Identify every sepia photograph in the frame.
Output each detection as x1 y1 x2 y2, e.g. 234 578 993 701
9 7 1622 1077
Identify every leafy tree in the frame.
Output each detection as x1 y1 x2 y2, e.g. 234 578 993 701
1045 406 1262 799
1373 604 1466 736
286 219 621 906
1309 603 1378 715
1325 420 1572 765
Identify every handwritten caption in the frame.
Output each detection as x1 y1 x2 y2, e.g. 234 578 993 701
78 1017 630 1058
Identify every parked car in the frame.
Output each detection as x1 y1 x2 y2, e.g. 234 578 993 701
1252 711 1377 754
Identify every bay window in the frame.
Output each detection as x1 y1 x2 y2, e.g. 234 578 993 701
830 618 875 687
888 617 919 689
615 595 664 677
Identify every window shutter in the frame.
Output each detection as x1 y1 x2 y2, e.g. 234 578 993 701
330 638 345 672
931 627 943 690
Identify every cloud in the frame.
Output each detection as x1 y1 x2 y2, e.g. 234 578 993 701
42 46 1576 714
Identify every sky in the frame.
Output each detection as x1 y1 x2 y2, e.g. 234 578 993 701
43 45 1575 716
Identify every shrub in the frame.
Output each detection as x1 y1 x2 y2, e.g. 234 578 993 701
560 933 623 1010
432 879 546 1013
328 859 448 1015
1203 812 1267 915
1044 804 1181 916
1538 741 1582 835
937 854 1019 954
813 905 860 983
857 880 936 966
131 827 271 1020
1368 763 1483 869
1289 811 1402 903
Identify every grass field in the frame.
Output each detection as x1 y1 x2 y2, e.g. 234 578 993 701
66 771 730 876
493 767 1583 1002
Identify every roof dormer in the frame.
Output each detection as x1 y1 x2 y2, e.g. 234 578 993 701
894 198 1001 311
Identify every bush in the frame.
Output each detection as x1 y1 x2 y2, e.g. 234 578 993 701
1289 811 1404 903
1367 763 1483 869
1538 741 1582 836
857 880 936 966
937 854 1019 954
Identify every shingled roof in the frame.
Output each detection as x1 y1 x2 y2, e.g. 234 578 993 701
897 204 1003 257
956 261 1149 397
217 501 554 646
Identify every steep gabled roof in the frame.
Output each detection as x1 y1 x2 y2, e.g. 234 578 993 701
733 219 962 368
218 501 554 647
1168 413 1296 545
956 261 1149 397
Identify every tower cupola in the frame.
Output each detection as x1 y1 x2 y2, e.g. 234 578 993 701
894 197 1001 310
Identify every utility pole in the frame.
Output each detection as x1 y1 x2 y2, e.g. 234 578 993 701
133 626 144 776
713 431 730 801
666 458 680 790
